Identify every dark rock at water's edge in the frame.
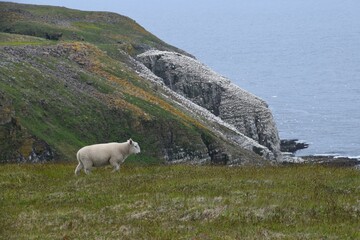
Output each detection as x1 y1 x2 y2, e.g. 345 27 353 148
280 138 359 168
281 154 360 168
301 156 360 168
280 139 309 153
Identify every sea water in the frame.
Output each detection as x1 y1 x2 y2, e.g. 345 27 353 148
117 0 360 158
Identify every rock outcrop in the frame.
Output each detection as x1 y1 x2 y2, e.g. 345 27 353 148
137 50 282 160
130 52 277 162
0 92 14 125
0 91 54 163
280 139 309 153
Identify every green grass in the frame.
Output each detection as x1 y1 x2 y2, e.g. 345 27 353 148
0 32 52 46
1 2 175 55
1 164 359 239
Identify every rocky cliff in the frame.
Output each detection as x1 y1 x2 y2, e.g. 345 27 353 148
137 50 282 160
0 2 281 164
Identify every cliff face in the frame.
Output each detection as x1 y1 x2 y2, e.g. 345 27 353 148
0 2 281 164
137 50 282 160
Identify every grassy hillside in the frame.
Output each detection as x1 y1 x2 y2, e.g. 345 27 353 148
0 2 264 164
0 38 210 162
0 2 187 56
1 164 359 239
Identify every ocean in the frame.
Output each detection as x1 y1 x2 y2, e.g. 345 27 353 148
16 0 360 158
116 0 360 158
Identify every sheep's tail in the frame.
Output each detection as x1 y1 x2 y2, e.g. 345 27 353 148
75 150 84 175
76 150 81 163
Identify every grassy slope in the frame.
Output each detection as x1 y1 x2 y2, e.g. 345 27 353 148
0 37 207 162
0 164 359 239
1 3 262 163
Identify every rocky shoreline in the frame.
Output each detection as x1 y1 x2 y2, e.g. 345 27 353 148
300 155 360 168
280 139 360 168
282 155 360 169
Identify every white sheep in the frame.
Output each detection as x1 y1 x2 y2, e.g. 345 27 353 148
75 139 140 175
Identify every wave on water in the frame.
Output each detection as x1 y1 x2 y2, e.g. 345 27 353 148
313 153 360 161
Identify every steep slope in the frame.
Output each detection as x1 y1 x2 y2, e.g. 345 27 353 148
137 50 281 159
0 2 281 164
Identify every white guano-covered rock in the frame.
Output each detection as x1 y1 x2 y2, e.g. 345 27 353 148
137 50 282 161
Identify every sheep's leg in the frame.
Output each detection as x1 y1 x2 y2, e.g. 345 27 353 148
74 162 83 175
82 160 92 175
84 167 91 175
111 163 120 172
109 158 120 172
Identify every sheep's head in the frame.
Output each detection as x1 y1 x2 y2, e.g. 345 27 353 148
128 139 141 154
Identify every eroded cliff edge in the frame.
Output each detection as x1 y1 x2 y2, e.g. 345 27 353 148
137 50 282 160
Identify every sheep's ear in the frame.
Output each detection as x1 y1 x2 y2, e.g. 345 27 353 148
129 139 133 145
